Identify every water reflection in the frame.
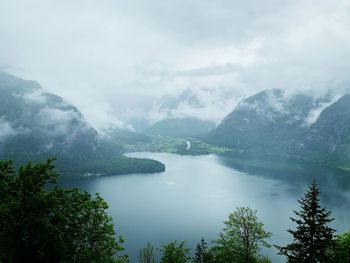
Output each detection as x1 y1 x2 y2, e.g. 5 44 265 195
62 152 350 262
218 156 350 210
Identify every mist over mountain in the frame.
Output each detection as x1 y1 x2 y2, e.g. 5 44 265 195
2 0 350 135
0 71 165 178
305 95 350 160
143 117 216 138
126 87 242 130
0 71 99 159
205 88 350 168
206 89 330 151
5 68 347 170
100 126 152 146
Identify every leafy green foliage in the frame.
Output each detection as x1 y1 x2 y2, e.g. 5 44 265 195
138 242 157 263
160 241 190 263
211 207 271 263
328 231 350 262
255 255 272 263
277 182 335 263
0 158 128 263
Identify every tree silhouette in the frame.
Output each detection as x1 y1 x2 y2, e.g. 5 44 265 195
277 181 335 263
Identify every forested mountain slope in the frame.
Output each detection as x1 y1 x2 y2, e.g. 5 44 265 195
0 71 165 178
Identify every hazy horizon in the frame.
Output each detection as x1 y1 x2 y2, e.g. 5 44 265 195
1 0 350 130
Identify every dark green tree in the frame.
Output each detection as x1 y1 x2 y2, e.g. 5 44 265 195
160 241 190 263
139 242 156 263
0 158 128 263
211 206 271 263
193 238 212 263
277 182 335 263
328 231 350 262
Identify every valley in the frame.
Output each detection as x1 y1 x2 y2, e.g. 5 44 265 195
0 71 165 180
2 71 350 179
2 71 350 262
2 2 350 262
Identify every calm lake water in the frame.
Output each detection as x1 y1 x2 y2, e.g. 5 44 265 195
63 152 350 262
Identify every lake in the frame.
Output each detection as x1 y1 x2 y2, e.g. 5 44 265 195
63 152 350 262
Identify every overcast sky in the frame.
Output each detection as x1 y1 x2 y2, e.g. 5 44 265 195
1 0 350 129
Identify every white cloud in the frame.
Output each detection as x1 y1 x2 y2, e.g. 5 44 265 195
22 90 48 105
81 102 134 134
304 96 342 126
0 118 17 141
35 107 79 136
175 39 263 71
0 0 350 126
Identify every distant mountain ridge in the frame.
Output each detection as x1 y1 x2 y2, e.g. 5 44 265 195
144 117 216 138
206 89 350 167
0 71 165 178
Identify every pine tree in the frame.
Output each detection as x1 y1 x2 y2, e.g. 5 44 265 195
277 181 335 263
193 238 209 263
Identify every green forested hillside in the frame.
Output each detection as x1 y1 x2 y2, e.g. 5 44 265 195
206 89 328 151
305 95 350 155
205 89 350 168
0 71 165 179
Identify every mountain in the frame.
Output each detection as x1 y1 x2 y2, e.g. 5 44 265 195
0 71 165 178
101 128 152 145
159 89 201 110
0 71 100 159
206 89 331 152
144 117 216 138
205 88 350 168
304 95 350 160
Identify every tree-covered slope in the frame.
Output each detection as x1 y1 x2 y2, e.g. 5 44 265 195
0 71 100 160
303 95 350 162
206 88 350 167
0 71 165 178
206 89 330 153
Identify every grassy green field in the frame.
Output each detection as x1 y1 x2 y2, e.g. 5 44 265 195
125 136 229 156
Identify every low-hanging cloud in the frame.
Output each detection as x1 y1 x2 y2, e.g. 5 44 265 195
0 118 17 141
1 0 350 128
